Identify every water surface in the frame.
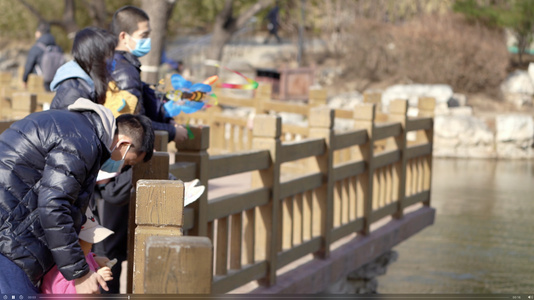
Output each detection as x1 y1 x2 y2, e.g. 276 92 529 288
378 158 534 293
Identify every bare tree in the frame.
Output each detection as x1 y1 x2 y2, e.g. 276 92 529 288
206 0 273 75
140 0 177 84
80 0 109 29
19 0 79 38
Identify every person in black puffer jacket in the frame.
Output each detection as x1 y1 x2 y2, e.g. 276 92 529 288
50 27 117 110
0 99 155 295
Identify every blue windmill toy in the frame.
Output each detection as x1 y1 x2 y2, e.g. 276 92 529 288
163 73 218 117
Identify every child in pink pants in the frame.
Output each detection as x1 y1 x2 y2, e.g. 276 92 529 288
40 209 116 294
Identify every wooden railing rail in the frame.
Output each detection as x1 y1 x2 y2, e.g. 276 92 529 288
131 97 437 294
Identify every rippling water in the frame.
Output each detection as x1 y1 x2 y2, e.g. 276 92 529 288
377 158 534 294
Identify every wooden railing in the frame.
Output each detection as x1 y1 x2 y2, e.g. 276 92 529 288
133 97 436 294
0 71 55 120
0 71 436 294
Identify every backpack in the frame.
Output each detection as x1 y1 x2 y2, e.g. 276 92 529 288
36 42 66 82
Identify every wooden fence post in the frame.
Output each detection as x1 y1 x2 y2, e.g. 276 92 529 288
0 121 15 135
127 152 170 293
388 100 408 219
418 97 435 207
11 92 37 119
0 72 12 120
133 180 184 293
27 74 45 93
308 87 327 108
254 83 272 115
154 130 169 152
308 106 334 258
175 125 210 236
251 114 281 286
353 103 376 235
145 236 213 293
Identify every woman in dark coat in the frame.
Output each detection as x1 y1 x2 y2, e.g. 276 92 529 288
50 27 117 110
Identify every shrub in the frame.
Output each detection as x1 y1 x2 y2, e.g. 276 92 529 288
327 13 509 96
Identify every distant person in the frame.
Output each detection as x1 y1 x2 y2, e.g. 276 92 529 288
22 22 65 91
264 1 281 44
158 50 179 80
0 102 155 294
50 27 117 109
40 209 115 294
177 60 193 80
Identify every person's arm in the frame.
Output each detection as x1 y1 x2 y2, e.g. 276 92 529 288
141 82 188 144
22 46 41 84
111 60 144 114
37 145 102 286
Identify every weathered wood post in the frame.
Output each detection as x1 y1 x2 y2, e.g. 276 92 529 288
0 72 12 120
145 235 213 293
254 83 272 115
387 100 408 219
417 97 435 207
308 87 327 108
308 106 335 258
127 152 170 293
251 114 281 286
154 130 169 152
0 121 15 134
353 103 376 235
11 92 37 119
175 125 210 236
133 180 184 293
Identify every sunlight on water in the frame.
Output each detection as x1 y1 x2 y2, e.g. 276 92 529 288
377 158 534 294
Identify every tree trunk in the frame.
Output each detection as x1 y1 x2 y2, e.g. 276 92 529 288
140 0 177 85
81 0 108 29
205 0 273 76
61 0 79 38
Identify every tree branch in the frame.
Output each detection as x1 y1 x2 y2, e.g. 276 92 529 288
18 0 47 22
235 0 273 29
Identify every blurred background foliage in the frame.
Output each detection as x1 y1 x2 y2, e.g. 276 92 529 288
1 0 533 96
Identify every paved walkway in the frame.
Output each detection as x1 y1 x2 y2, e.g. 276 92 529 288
207 172 252 200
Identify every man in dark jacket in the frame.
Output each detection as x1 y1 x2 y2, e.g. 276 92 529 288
90 7 187 293
22 22 62 91
110 6 188 144
264 1 281 44
0 99 154 294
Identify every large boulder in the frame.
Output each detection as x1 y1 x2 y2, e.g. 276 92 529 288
434 115 495 158
381 84 453 112
495 115 534 159
500 70 534 108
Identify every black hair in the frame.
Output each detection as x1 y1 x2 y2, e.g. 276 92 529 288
111 6 150 38
116 114 155 162
37 22 50 34
72 27 117 105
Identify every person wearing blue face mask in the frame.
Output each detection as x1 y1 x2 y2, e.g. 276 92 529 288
89 6 188 294
109 5 187 145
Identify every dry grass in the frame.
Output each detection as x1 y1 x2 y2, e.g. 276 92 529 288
317 13 510 98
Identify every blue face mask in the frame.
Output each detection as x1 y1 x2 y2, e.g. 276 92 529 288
128 35 151 57
100 144 130 173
